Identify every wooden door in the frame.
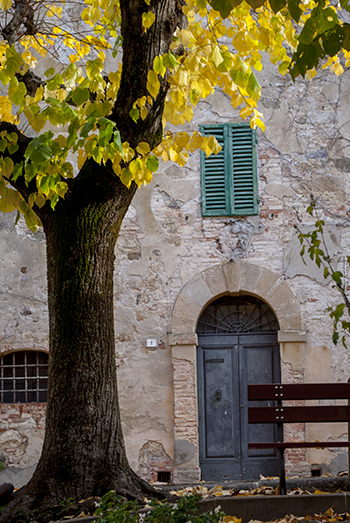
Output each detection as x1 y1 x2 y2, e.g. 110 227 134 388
197 296 281 481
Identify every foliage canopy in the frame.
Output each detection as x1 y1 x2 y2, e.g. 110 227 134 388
0 0 350 226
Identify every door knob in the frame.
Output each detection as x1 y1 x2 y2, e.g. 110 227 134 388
215 388 222 401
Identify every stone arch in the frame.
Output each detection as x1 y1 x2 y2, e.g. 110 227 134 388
169 260 305 483
170 259 302 336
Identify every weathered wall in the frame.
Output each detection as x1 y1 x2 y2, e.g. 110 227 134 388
0 57 350 483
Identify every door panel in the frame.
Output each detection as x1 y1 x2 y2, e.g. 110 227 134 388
198 334 280 480
198 344 241 480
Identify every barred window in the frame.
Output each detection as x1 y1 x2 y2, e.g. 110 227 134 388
0 351 49 403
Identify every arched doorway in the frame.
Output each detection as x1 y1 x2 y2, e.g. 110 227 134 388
196 295 281 481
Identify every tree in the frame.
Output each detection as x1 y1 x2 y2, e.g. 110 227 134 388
0 0 349 520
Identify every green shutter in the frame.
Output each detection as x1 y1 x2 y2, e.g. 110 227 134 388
200 125 229 217
231 125 258 215
200 123 258 217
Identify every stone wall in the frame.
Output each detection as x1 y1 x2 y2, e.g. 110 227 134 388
1 57 350 482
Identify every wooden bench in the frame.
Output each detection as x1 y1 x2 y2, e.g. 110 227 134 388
247 383 350 494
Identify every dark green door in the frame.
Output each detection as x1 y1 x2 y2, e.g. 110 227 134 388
197 296 281 481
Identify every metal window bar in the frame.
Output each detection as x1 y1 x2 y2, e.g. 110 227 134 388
0 351 48 403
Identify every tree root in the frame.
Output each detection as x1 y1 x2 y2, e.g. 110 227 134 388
0 473 172 523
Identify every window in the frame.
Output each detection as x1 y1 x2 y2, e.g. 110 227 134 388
0 351 48 403
200 123 258 217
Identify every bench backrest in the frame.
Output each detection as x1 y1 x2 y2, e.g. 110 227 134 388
248 383 350 424
248 383 350 401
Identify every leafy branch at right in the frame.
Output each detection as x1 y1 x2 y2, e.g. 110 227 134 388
297 201 350 347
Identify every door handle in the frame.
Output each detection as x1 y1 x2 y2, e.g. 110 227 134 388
215 388 222 401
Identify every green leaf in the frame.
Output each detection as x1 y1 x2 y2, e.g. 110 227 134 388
9 81 27 106
98 122 114 147
246 0 265 8
0 70 10 86
322 27 343 57
332 271 343 285
47 74 64 91
216 49 233 72
209 0 241 18
246 72 261 100
269 0 287 13
129 107 140 123
40 175 51 195
342 24 350 51
324 266 329 279
8 142 18 154
153 56 166 77
30 144 52 163
315 7 338 34
72 87 90 106
44 67 56 78
68 117 81 135
163 52 181 70
5 45 23 76
290 41 323 79
288 0 302 23
80 119 95 138
145 156 159 172
230 68 249 88
298 18 317 45
113 130 122 153
86 58 104 79
341 0 350 12
50 193 59 210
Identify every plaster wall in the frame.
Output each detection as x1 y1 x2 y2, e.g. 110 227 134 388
0 57 350 481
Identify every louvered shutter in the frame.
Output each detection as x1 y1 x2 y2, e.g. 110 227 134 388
231 125 258 215
200 125 229 216
200 123 258 217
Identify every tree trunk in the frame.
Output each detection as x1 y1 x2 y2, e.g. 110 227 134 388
0 163 154 522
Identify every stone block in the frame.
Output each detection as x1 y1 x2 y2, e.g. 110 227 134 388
279 314 303 331
255 268 280 300
171 315 197 334
172 293 203 329
182 275 212 307
280 342 305 372
222 259 243 293
240 262 263 294
171 345 196 362
266 281 302 326
201 264 228 297
278 331 307 342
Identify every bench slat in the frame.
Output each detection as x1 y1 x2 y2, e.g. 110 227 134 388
248 383 350 401
248 441 350 449
248 405 350 423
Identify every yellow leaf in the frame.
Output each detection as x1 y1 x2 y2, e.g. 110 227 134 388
142 11 155 30
0 0 11 10
178 29 192 47
331 61 343 76
147 70 160 98
210 46 224 68
22 50 37 69
259 27 270 47
136 142 150 155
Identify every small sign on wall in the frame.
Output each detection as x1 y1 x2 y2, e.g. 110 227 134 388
145 337 158 349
